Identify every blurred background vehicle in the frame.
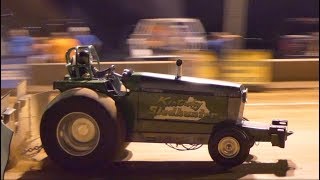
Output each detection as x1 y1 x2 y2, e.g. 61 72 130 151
276 18 319 58
127 18 207 57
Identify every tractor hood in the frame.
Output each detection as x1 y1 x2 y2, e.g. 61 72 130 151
122 72 246 98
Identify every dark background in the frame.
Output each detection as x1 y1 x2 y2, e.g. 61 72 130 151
1 0 319 57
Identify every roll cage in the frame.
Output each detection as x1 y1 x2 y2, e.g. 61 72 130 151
65 45 101 80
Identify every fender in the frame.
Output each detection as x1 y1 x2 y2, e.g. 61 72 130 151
43 88 117 120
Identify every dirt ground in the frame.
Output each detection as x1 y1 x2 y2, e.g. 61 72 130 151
4 89 319 180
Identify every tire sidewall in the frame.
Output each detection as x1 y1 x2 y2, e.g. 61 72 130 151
208 127 250 167
40 95 122 170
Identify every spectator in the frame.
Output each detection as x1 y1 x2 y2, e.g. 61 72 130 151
47 32 80 63
7 29 34 57
68 27 103 54
26 37 51 63
207 32 239 59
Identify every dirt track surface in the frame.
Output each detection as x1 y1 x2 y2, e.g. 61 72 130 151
4 89 319 179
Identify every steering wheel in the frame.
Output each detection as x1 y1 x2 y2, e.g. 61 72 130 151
104 65 122 78
105 65 125 95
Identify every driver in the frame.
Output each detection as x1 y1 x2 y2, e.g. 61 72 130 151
77 50 110 78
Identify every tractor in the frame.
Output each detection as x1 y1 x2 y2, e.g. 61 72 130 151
40 45 293 170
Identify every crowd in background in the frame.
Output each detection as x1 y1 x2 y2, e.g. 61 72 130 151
1 22 238 63
1 19 318 64
1 26 102 63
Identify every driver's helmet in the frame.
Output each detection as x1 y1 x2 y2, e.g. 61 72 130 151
78 50 90 65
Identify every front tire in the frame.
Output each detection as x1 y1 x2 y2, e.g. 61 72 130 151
208 127 250 168
40 92 123 170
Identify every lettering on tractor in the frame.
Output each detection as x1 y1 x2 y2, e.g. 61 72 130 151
149 97 217 121
39 45 293 172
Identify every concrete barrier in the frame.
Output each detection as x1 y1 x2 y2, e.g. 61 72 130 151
269 59 319 81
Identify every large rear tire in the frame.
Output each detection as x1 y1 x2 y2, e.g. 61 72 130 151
40 89 124 170
208 127 250 168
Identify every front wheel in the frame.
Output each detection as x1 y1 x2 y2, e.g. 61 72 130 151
208 127 250 168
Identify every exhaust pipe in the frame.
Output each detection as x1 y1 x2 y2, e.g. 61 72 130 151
175 59 183 80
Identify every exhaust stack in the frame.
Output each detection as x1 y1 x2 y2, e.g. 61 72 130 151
175 59 183 80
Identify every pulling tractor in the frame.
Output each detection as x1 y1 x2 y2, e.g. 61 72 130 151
40 45 293 170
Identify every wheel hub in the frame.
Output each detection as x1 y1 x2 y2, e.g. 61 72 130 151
218 137 240 158
56 112 100 156
71 118 96 143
